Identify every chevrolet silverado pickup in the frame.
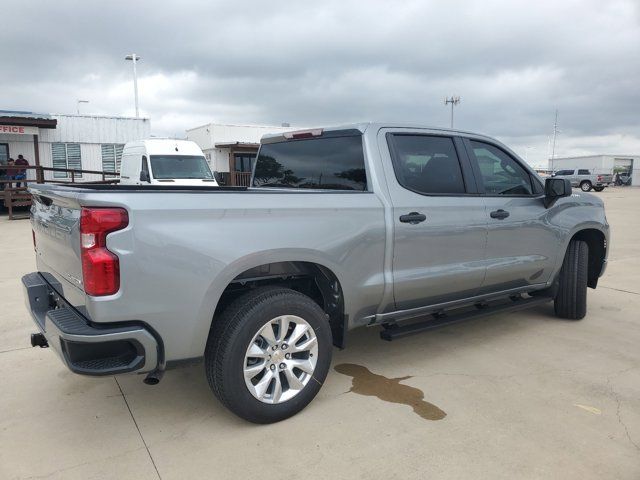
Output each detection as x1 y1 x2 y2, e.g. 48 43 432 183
552 169 614 192
23 123 609 423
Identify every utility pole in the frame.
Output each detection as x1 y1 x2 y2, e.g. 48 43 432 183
550 109 560 172
125 54 141 117
444 96 461 128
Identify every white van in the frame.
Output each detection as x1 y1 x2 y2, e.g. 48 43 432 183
119 139 218 186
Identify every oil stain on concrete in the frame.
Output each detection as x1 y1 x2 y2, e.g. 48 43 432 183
334 363 446 421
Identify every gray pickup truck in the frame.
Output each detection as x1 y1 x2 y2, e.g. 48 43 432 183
552 169 614 192
23 123 609 423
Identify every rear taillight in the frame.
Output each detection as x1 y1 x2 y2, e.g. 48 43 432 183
597 175 602 181
80 207 128 296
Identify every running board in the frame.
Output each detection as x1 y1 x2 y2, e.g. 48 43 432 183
379 296 553 341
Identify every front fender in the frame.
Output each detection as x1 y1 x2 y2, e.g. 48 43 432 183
545 195 609 284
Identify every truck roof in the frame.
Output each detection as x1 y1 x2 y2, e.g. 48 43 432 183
259 122 497 142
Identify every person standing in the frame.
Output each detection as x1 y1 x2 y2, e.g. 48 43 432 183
5 158 16 189
14 154 29 188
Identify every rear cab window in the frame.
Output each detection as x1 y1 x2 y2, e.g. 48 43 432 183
253 130 367 191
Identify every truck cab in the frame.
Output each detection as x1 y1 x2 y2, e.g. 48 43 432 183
119 139 218 186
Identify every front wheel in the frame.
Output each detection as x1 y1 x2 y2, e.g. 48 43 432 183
580 181 592 192
205 287 333 423
593 186 605 192
554 240 589 320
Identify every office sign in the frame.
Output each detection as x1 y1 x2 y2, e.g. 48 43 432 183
0 125 38 135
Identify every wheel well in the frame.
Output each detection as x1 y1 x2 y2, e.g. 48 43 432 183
571 229 606 288
214 262 346 348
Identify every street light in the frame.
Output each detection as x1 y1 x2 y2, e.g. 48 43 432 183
125 54 141 117
444 96 461 128
523 146 535 163
76 99 89 115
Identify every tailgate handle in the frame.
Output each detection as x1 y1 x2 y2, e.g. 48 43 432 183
34 194 53 206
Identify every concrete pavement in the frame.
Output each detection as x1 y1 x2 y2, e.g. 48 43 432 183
1 188 639 479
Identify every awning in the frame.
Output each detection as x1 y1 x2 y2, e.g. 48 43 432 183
0 110 57 129
214 142 259 149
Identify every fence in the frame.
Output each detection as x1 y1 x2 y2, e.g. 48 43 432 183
1 165 119 220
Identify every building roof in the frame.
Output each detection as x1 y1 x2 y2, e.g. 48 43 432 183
0 110 57 129
214 141 260 149
553 154 639 160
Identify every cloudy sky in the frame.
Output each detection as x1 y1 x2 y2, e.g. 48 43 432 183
2 0 639 167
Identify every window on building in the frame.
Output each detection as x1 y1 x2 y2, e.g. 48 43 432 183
51 143 82 178
234 153 255 173
0 143 9 163
101 144 124 174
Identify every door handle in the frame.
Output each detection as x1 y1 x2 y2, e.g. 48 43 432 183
399 212 427 224
490 209 510 220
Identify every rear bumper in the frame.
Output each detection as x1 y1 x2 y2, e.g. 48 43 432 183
22 272 159 376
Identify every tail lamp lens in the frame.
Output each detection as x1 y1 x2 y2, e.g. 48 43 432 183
80 207 128 296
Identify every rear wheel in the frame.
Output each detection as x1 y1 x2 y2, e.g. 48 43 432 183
205 287 332 423
554 240 589 320
593 186 604 192
580 181 592 192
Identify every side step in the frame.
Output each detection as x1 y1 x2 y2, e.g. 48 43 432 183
380 296 553 341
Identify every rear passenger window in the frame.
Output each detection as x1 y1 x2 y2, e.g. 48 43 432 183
389 135 466 194
578 169 590 175
470 141 533 195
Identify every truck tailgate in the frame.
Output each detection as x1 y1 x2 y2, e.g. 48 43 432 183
30 186 86 308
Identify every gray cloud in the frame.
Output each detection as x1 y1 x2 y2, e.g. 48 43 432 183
2 0 639 166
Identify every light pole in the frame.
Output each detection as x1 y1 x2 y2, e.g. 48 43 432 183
523 146 535 163
550 109 560 172
125 54 141 117
444 96 461 128
76 99 89 115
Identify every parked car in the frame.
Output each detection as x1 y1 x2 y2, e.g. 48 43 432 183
552 169 613 192
119 139 218 186
23 123 609 423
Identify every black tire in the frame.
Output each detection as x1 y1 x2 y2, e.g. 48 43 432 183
205 287 333 423
580 181 592 192
593 186 604 192
554 240 589 320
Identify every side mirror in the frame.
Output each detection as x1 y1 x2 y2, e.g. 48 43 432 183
213 171 225 185
140 170 150 183
544 178 572 208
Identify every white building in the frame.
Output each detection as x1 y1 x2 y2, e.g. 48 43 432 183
0 111 150 182
186 122 297 185
550 154 638 186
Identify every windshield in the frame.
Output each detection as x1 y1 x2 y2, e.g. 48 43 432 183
149 155 213 179
253 133 367 190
